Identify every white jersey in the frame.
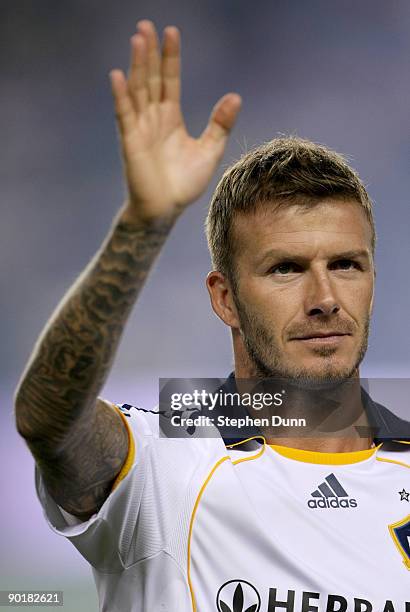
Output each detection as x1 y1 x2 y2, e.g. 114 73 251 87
35 402 410 612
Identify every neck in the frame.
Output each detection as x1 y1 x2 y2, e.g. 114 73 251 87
233 358 373 453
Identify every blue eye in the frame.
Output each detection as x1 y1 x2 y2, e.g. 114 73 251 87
271 262 300 274
269 259 362 275
332 259 360 270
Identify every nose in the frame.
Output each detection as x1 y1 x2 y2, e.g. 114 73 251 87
305 269 340 317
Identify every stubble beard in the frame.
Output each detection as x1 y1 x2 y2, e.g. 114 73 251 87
234 295 370 385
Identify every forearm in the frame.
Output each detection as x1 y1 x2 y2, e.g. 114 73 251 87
15 203 176 447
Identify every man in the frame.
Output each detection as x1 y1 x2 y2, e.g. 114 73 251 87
15 19 409 612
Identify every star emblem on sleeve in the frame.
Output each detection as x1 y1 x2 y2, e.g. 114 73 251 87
398 489 410 502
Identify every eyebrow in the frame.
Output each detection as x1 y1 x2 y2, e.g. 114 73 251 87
257 248 371 267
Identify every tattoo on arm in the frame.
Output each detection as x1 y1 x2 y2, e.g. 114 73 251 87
15 212 175 515
33 400 129 518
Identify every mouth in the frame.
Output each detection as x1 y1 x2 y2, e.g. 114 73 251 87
294 332 349 339
291 333 351 345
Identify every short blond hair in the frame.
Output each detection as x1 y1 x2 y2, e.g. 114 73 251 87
205 137 375 285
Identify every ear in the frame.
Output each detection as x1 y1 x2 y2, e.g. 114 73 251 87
206 271 240 328
369 265 376 314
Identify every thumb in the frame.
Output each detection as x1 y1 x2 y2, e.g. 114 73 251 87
199 93 242 148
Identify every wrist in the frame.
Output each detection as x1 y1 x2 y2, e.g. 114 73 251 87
118 201 180 229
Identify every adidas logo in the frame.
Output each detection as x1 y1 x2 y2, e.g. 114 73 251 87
307 473 358 509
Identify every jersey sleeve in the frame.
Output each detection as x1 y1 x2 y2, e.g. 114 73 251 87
34 401 199 573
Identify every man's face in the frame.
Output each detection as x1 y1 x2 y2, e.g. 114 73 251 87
230 199 375 382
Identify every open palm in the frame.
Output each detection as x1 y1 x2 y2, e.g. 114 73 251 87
110 20 242 222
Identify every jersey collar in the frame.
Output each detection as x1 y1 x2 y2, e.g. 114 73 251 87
219 372 410 450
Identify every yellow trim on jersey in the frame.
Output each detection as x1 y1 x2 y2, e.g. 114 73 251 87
226 436 266 448
268 443 382 465
376 457 410 469
226 435 266 450
188 436 267 610
187 455 230 611
111 406 136 491
392 440 410 445
230 436 267 465
388 514 410 570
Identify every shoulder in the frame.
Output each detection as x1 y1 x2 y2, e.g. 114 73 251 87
365 393 410 446
377 440 410 461
114 401 229 465
116 402 161 437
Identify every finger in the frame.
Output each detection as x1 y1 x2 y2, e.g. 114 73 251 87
137 20 162 103
109 70 138 136
161 26 181 103
200 93 242 147
128 34 149 111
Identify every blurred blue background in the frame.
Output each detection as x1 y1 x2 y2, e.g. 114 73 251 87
2 1 409 609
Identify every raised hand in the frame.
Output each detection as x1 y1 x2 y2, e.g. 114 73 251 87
109 20 242 223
